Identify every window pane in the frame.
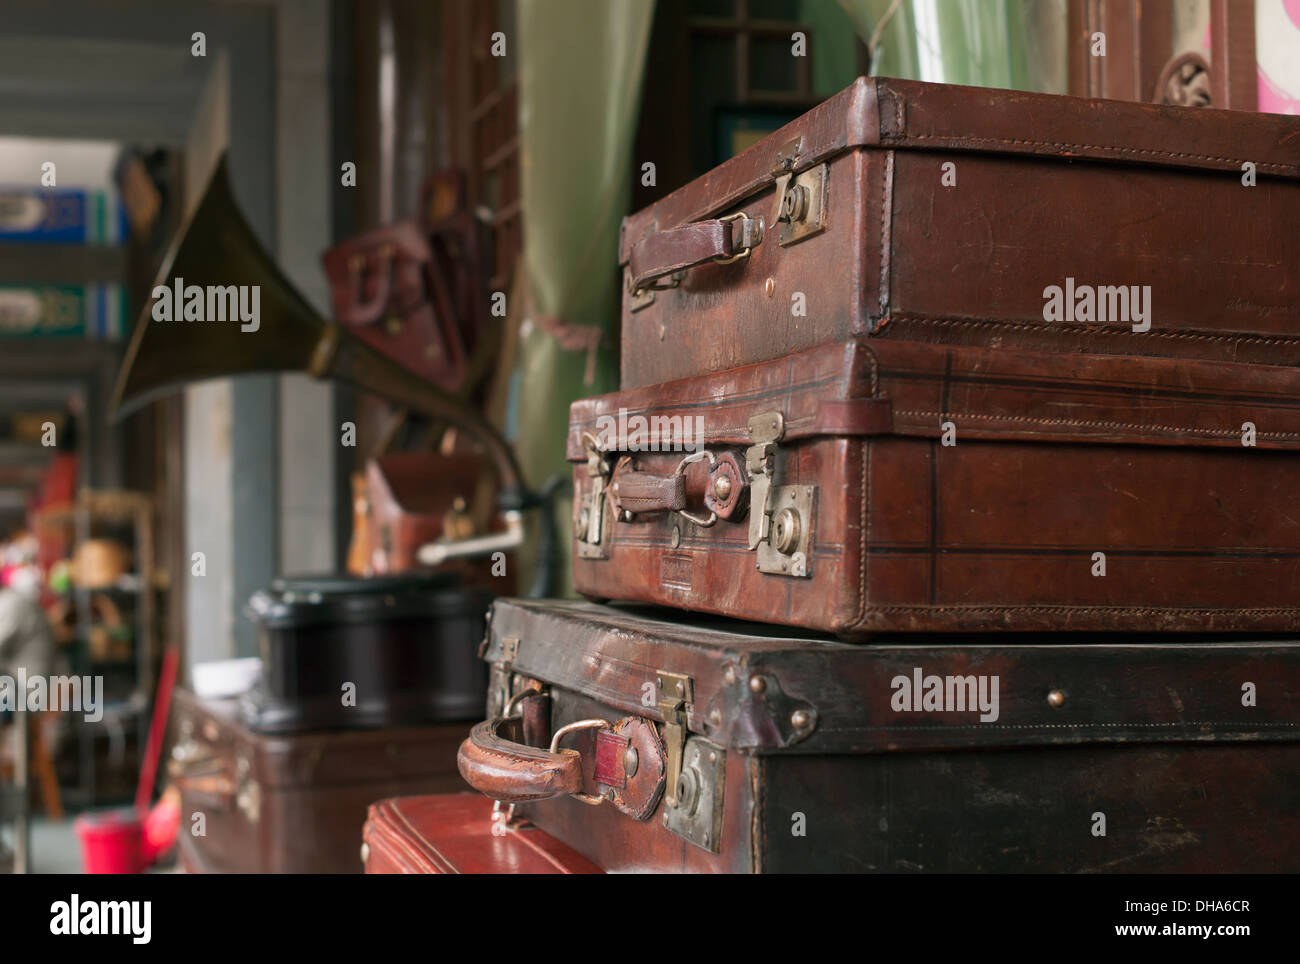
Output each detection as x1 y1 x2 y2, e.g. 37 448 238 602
749 35 798 93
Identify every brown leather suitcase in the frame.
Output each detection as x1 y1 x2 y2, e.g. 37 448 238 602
458 598 1300 873
169 689 470 874
323 221 469 391
571 338 1300 636
619 77 1300 389
362 793 603 874
361 452 501 577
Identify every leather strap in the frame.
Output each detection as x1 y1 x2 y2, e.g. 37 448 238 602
629 216 762 291
593 729 629 789
611 466 686 514
457 716 583 803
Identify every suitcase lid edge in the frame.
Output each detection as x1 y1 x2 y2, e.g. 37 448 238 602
485 598 1300 754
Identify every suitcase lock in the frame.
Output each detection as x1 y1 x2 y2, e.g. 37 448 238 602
575 432 611 558
657 670 694 809
746 412 815 578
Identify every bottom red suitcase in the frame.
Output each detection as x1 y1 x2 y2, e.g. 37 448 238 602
459 597 1300 873
362 792 603 874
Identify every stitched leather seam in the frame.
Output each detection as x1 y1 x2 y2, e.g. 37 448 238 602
470 741 574 771
896 133 1300 175
877 151 891 315
619 496 680 509
865 604 1300 615
891 314 1300 346
893 409 1300 440
853 440 869 627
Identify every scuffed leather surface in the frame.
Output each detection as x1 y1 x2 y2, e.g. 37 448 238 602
363 792 603 874
619 77 1300 388
573 340 1300 636
457 717 583 802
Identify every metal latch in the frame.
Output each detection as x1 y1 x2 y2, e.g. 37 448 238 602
774 163 829 247
488 635 520 718
575 432 611 558
656 670 693 808
745 412 784 550
662 737 725 853
745 411 815 578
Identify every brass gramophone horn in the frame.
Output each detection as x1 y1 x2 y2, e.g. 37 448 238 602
112 153 525 499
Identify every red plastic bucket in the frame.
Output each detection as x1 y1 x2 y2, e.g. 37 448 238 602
74 809 147 874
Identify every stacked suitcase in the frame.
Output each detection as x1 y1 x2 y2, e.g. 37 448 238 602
414 77 1300 872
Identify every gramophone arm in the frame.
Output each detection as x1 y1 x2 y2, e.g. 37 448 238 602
416 510 525 566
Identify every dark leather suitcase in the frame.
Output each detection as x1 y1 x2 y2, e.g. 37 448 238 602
242 574 491 732
459 598 1300 873
362 793 603 874
169 689 469 874
619 77 1300 389
572 338 1300 636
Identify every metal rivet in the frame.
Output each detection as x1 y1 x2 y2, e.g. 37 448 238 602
662 812 669 826
708 708 721 727
763 277 775 297
749 675 766 694
714 475 733 500
671 524 681 548
621 510 634 522
675 681 685 696
708 751 717 763
724 666 736 685
791 709 809 728
360 842 370 864
1047 689 1066 708
658 323 666 341
623 745 639 777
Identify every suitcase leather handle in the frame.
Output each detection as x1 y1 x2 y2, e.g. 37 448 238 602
458 716 585 802
628 213 763 293
608 452 722 527
612 468 686 513
340 246 398 326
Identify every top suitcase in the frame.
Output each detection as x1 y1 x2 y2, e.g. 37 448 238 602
619 77 1300 388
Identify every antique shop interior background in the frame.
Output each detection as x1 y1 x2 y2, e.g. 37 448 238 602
0 0 1295 872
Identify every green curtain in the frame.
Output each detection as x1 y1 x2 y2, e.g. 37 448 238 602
836 0 1058 91
511 0 656 594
